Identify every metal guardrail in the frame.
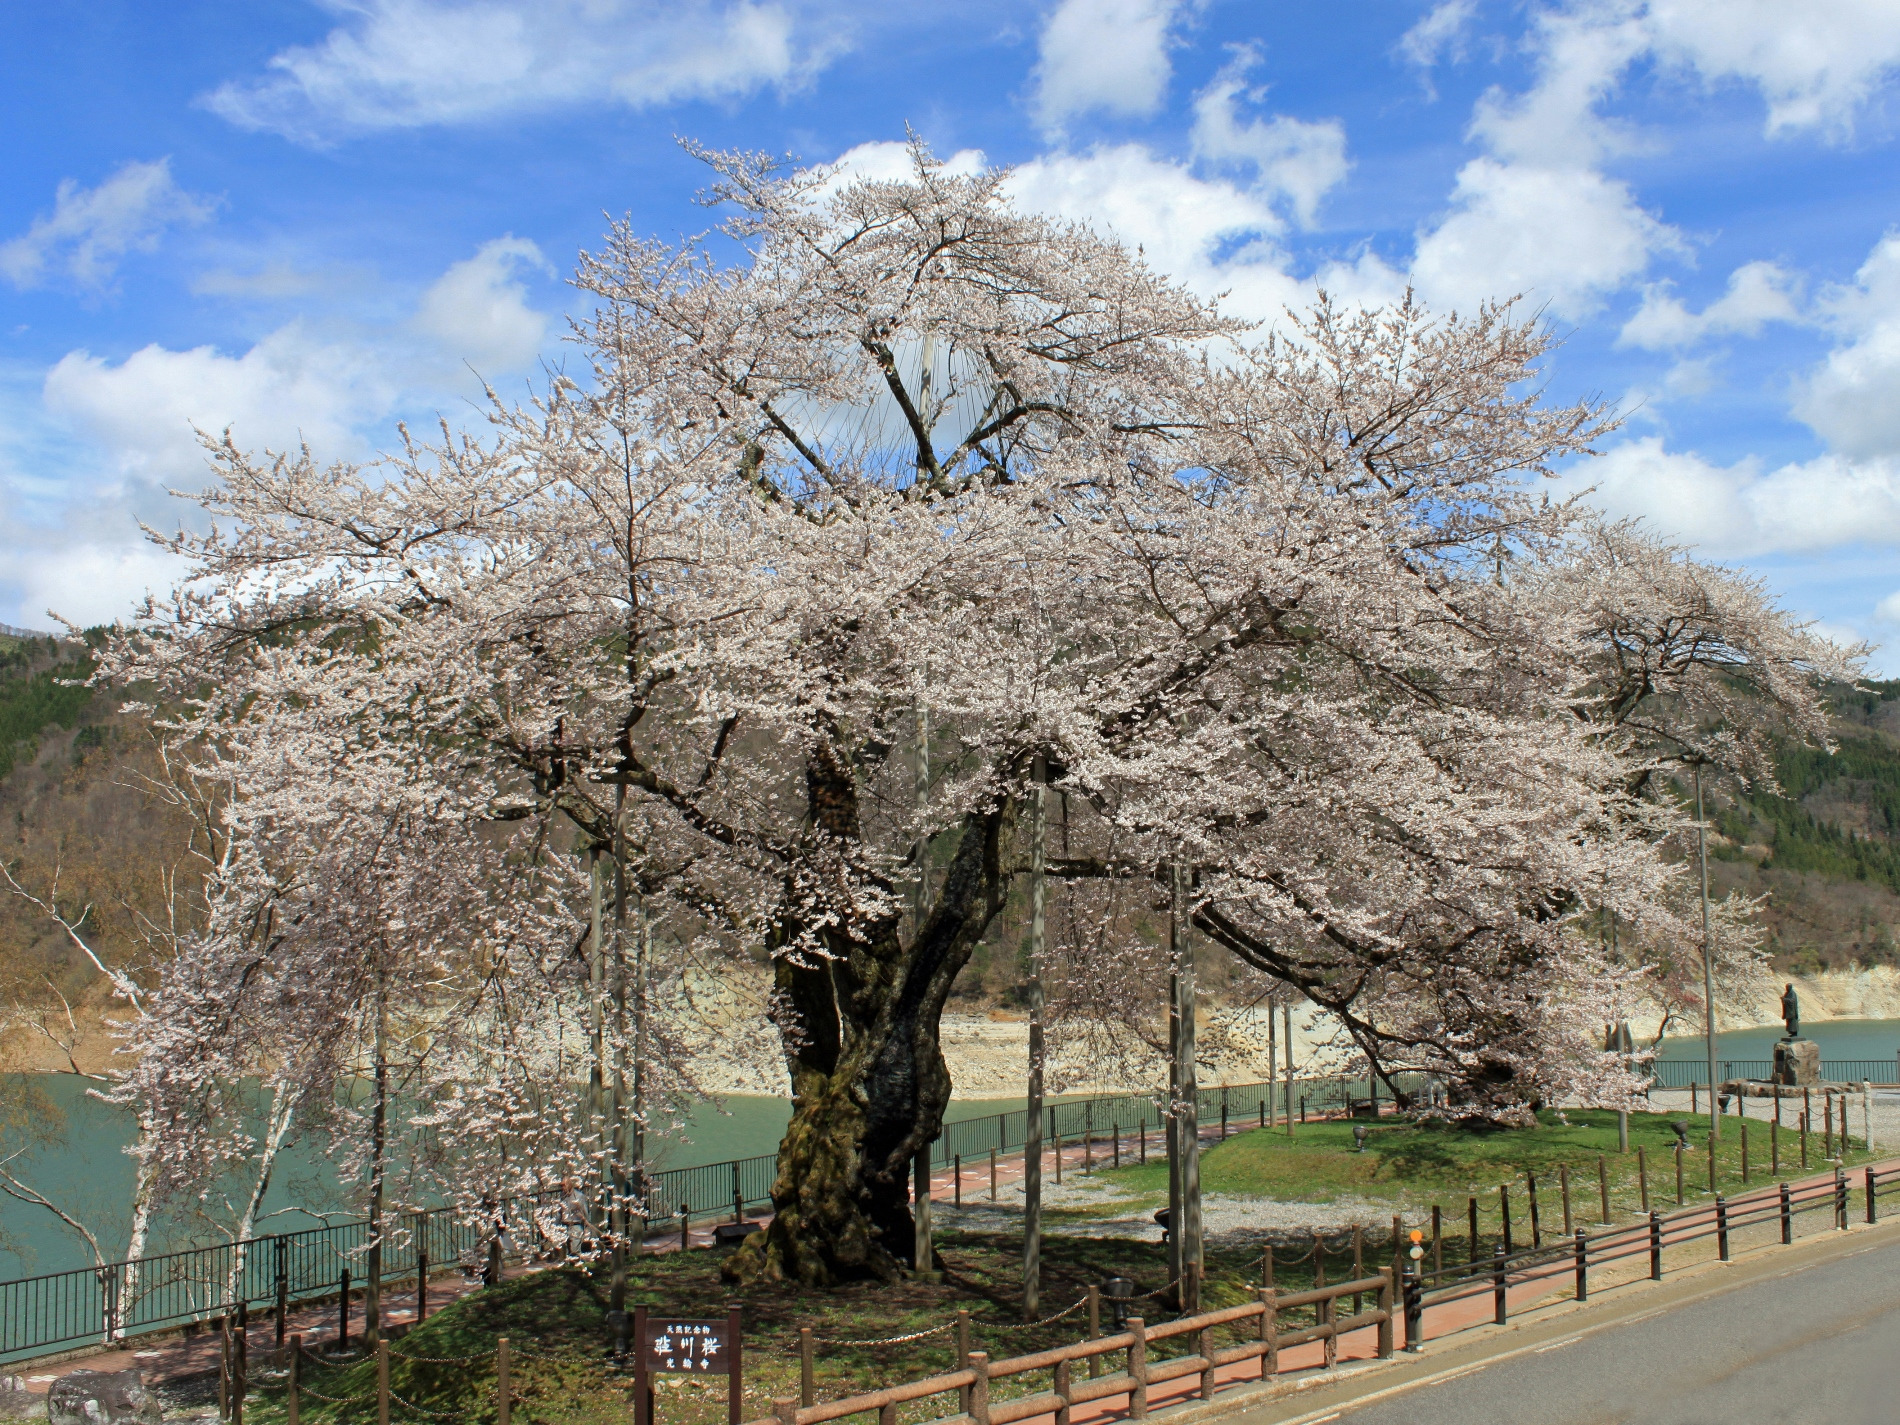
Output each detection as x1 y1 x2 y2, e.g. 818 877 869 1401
1648 1058 1900 1089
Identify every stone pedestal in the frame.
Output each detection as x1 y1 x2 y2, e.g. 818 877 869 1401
1774 1038 1821 1087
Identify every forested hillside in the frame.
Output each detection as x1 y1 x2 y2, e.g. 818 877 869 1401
1704 680 1900 970
2 631 1898 1004
0 630 196 1056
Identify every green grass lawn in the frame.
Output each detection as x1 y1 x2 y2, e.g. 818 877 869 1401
1085 1107 1878 1241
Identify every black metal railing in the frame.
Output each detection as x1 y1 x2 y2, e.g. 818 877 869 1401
8 1076 1345 1362
1649 1058 1899 1089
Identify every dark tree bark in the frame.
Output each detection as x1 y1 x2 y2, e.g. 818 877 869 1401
726 745 1015 1286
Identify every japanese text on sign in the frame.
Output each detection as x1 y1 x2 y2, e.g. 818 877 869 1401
644 1319 729 1372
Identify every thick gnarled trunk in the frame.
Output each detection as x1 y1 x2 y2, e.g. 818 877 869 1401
729 750 1010 1286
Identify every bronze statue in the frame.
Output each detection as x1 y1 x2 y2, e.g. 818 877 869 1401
1781 983 1800 1040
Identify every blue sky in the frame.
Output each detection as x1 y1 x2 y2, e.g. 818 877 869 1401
4 0 1900 670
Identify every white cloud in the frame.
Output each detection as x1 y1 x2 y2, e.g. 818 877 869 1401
202 0 831 141
1797 231 1900 461
1619 260 1804 349
1570 436 1900 558
1030 0 1182 134
43 323 395 486
1398 0 1477 74
1413 158 1679 319
6 237 555 630
820 140 987 191
1003 144 1402 324
1877 589 1900 627
1 537 193 634
1189 47 1349 229
1409 7 1682 320
413 237 553 374
1645 0 1900 138
0 159 214 291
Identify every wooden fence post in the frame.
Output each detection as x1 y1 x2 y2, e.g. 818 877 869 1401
1259 1288 1278 1378
728 1301 743 1425
969 1351 992 1425
958 1311 972 1411
1085 1289 1100 1377
1197 1321 1216 1399
773 1400 798 1425
1054 1358 1072 1425
800 1327 815 1408
1527 1172 1542 1248
1598 1155 1611 1225
989 1149 997 1201
1126 1319 1147 1419
497 1338 511 1425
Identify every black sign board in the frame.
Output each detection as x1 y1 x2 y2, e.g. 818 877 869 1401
634 1304 743 1425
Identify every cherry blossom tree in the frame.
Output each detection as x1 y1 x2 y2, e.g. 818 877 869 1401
98 140 1859 1286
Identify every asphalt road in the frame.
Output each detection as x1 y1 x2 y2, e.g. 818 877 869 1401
1296 1234 1900 1425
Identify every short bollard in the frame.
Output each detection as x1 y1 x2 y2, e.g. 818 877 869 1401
1492 1245 1506 1324
1648 1211 1662 1280
1715 1195 1730 1262
1868 1167 1879 1225
1835 1167 1848 1229
1780 1181 1793 1244
1573 1228 1588 1301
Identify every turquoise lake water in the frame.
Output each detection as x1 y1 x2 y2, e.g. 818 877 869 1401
1650 1017 1900 1064
0 1078 1049 1282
